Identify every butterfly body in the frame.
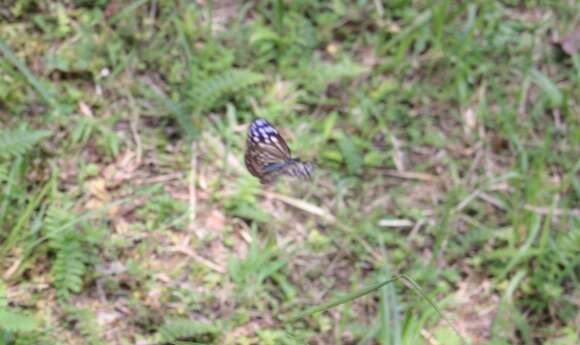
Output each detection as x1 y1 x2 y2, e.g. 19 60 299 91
263 160 294 174
244 118 314 184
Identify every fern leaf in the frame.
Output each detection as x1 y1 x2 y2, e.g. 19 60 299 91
158 319 220 344
337 135 363 175
318 60 370 80
0 308 38 332
189 69 265 113
0 128 51 160
45 205 86 300
308 59 370 91
44 205 74 242
51 238 85 299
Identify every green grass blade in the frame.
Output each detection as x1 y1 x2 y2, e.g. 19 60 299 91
380 10 432 53
286 275 467 345
285 277 400 322
529 69 563 107
0 166 52 256
0 40 57 110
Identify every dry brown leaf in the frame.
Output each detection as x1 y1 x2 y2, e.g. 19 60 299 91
87 178 109 201
559 29 580 55
205 209 226 231
436 277 499 344
463 107 477 136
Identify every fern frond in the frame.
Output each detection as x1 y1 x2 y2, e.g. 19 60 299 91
44 205 75 242
189 69 265 113
51 238 85 300
0 307 38 332
158 319 220 344
337 135 363 175
45 205 86 300
308 59 370 91
61 306 106 344
0 128 51 160
318 60 370 80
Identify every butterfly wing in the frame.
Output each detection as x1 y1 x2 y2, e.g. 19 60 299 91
246 118 291 157
281 159 315 180
245 118 292 183
244 118 315 184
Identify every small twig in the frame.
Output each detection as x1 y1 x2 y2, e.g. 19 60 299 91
390 134 405 171
378 219 414 227
552 108 565 131
171 245 225 273
258 191 335 222
133 172 184 185
524 205 580 217
453 190 481 212
190 141 202 237
259 191 382 259
127 92 143 165
3 257 22 280
477 192 506 210
408 219 426 240
380 169 436 182
421 329 440 345
168 235 225 273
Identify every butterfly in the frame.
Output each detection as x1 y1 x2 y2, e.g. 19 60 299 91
244 118 315 184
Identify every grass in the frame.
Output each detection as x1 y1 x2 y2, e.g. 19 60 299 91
1 0 579 344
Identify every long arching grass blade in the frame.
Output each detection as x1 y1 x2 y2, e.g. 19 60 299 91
285 274 468 345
